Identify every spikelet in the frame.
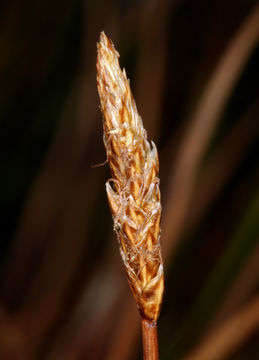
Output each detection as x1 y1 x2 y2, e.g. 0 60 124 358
96 32 164 322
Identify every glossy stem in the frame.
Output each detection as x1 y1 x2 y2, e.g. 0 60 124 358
142 318 159 360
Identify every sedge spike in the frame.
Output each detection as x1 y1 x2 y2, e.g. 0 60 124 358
96 31 164 323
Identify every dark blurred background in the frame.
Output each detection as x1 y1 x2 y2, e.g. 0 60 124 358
0 0 259 359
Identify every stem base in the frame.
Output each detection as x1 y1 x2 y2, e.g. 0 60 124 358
142 318 159 360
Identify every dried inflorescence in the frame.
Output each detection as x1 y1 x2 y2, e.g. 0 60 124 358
97 32 164 322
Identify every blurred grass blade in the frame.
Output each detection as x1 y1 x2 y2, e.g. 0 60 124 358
183 294 259 360
189 99 259 230
187 187 259 334
162 2 259 260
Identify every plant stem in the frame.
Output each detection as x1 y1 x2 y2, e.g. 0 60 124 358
142 318 159 360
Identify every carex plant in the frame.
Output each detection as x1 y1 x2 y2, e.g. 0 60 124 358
97 32 164 359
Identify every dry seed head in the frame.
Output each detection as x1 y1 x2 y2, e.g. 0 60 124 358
96 32 164 322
